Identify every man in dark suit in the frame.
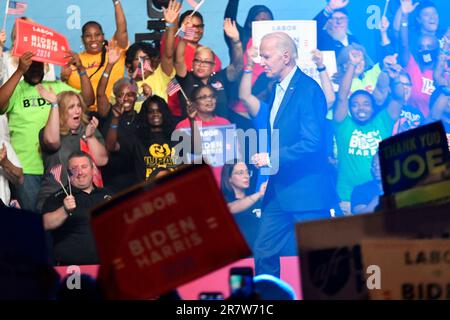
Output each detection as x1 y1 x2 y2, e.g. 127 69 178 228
252 32 337 277
314 0 360 59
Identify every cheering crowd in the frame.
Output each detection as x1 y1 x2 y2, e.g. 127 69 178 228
0 0 449 273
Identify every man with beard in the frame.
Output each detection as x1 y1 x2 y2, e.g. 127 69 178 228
314 0 360 58
0 52 94 212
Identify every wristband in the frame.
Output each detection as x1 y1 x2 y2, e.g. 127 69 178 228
78 70 87 77
51 103 59 108
110 124 118 129
244 69 253 74
317 65 327 72
102 71 110 78
113 0 120 6
165 22 176 28
324 5 334 17
349 62 358 68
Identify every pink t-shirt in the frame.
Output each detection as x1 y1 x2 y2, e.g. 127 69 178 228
176 116 231 185
405 55 436 118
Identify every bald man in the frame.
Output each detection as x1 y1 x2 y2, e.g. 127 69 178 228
252 32 338 277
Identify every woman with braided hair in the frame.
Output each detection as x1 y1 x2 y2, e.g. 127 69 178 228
61 0 128 112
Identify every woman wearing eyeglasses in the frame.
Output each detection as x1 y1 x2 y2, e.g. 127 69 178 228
124 0 181 113
221 161 267 252
173 18 244 121
175 84 231 184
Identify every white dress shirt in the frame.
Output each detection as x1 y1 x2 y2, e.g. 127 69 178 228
269 65 298 132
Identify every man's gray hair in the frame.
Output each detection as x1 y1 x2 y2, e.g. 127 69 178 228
261 32 298 61
113 78 138 97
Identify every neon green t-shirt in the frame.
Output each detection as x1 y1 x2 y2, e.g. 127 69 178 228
350 63 381 95
2 81 79 175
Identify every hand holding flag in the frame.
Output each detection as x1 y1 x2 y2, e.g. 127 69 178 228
167 77 189 102
175 0 205 38
50 164 69 196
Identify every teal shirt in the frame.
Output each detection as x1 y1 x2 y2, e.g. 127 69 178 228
335 109 395 201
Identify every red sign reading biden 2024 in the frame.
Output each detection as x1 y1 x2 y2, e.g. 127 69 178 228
12 19 71 66
91 164 251 299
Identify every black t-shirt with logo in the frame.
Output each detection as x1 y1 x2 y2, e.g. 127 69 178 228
42 186 113 266
125 131 177 182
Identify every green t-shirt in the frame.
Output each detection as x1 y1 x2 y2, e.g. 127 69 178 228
335 109 395 201
3 81 79 175
350 63 381 95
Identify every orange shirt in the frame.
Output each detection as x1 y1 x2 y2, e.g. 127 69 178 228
67 50 126 111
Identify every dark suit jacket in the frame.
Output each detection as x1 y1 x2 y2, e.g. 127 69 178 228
264 67 337 212
314 9 359 59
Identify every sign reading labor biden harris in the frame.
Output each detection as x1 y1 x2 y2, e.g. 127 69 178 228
90 164 250 299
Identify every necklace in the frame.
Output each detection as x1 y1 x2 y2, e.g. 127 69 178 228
123 111 136 126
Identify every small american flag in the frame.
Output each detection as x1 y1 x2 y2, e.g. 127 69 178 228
140 57 153 73
50 164 63 184
181 26 197 41
167 78 181 96
7 1 27 15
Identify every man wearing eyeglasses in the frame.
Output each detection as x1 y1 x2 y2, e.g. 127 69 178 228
314 0 360 58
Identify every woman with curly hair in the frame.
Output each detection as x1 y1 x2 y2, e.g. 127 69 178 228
106 95 177 182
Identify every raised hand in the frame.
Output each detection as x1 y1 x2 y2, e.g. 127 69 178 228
141 83 152 97
349 49 364 66
311 49 325 68
106 40 121 65
63 195 76 213
64 51 83 70
224 18 240 43
111 104 124 118
163 0 182 25
18 51 34 74
60 65 73 82
383 54 402 79
328 0 350 10
36 84 58 104
85 116 99 138
259 181 268 197
400 0 419 15
251 153 270 168
379 16 390 33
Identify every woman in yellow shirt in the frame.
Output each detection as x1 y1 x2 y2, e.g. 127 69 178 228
61 0 128 111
